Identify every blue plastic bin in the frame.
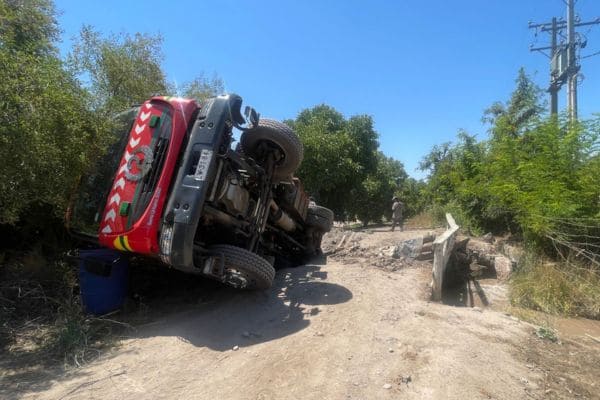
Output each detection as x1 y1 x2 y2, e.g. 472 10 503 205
79 248 129 315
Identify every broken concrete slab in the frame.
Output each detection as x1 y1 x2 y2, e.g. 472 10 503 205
379 236 425 260
494 255 513 281
499 243 524 265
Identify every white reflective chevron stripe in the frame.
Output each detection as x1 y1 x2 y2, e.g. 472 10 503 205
104 209 116 222
129 136 141 147
113 177 126 190
101 225 113 234
145 103 152 109
109 193 120 206
140 111 151 121
118 163 127 175
134 124 145 135
124 150 133 161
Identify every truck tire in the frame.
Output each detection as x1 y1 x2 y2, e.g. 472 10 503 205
209 244 275 290
306 205 334 232
240 119 303 180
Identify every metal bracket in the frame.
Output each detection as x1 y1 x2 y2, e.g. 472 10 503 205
202 252 226 280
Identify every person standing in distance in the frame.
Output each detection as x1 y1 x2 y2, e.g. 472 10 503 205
391 197 404 232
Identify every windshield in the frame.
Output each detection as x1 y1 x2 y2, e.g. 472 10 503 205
69 107 140 237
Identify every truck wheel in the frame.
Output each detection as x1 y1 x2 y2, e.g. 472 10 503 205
209 244 275 290
240 119 303 180
306 205 334 232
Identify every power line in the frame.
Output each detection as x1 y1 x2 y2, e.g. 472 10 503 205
581 50 600 59
528 2 600 120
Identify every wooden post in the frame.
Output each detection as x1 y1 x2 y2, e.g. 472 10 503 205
431 213 459 301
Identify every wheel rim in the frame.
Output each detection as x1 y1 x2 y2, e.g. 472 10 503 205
224 269 249 289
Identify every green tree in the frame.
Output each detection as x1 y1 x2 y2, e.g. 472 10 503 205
69 26 169 113
0 0 59 55
346 115 379 175
397 177 427 219
290 105 362 216
180 73 225 102
290 104 407 223
420 68 600 241
483 67 545 138
0 0 102 224
351 153 407 226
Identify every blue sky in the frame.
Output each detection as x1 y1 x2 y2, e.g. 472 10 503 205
54 0 600 179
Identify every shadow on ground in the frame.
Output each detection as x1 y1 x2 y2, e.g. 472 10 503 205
1 259 352 398
137 263 353 351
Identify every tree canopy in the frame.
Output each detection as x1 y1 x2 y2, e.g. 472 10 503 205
69 26 169 113
420 68 600 246
0 0 225 225
0 0 101 223
289 105 413 224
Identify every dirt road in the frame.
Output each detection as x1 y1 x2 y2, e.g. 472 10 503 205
6 229 600 399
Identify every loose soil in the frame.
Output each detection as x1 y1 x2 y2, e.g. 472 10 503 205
2 228 599 399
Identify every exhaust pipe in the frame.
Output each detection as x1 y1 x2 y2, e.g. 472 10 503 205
269 200 296 232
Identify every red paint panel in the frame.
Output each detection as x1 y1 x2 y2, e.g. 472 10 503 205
98 97 199 255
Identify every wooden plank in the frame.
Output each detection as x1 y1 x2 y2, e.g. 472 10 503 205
431 213 460 301
333 234 348 253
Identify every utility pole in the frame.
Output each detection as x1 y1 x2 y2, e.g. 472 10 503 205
529 17 564 117
529 2 600 121
567 0 578 121
550 17 558 116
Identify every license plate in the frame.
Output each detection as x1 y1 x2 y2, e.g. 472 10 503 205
194 149 213 181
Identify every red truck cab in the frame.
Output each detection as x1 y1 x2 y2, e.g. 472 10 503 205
68 94 333 289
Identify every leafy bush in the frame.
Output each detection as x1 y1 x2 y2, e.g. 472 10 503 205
420 68 600 318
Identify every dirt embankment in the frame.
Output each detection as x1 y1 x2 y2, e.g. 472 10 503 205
2 228 600 399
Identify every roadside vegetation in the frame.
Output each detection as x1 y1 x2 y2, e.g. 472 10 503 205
419 69 600 319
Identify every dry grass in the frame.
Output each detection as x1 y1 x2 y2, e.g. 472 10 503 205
404 210 440 229
1 248 219 370
510 257 600 320
0 251 130 368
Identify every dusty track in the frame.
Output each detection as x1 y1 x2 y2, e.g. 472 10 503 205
5 229 600 399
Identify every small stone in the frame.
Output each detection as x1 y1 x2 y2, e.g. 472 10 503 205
482 232 494 243
232 345 239 351
316 331 324 337
383 383 392 389
472 307 483 312
388 348 394 353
